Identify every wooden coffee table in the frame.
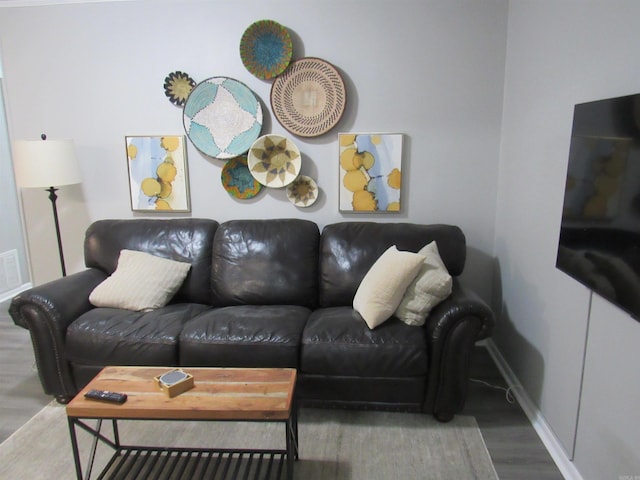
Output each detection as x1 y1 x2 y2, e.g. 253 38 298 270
66 366 298 480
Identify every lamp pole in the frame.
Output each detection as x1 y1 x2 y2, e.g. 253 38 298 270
40 133 67 277
46 186 66 277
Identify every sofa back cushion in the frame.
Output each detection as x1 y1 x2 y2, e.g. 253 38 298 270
84 218 219 305
318 222 466 307
211 219 319 308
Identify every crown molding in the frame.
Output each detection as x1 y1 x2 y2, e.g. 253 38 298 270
0 0 134 7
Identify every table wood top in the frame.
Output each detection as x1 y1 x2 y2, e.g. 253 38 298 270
66 367 296 421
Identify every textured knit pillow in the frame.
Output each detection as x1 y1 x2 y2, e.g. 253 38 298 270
394 241 452 326
353 246 425 329
89 249 191 311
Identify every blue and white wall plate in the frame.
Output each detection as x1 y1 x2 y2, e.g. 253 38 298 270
183 77 263 159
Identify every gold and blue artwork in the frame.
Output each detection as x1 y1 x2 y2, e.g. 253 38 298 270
221 156 263 199
126 135 190 212
240 20 293 80
183 77 263 160
339 133 403 213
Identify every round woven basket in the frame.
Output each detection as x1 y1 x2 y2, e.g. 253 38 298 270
270 57 346 137
240 19 292 80
183 77 263 159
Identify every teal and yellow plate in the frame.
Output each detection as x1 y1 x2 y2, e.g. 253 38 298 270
221 156 263 199
240 20 293 80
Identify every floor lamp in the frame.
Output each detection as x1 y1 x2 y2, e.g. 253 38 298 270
12 134 82 277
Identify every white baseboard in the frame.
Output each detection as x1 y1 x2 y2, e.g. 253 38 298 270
0 282 32 305
484 339 585 480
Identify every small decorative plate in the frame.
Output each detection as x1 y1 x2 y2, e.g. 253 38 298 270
240 19 293 80
270 57 347 137
163 71 196 107
286 175 318 207
247 134 301 188
221 156 263 199
183 77 263 159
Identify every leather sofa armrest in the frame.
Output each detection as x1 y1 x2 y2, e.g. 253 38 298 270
9 269 107 401
423 278 495 420
425 278 495 342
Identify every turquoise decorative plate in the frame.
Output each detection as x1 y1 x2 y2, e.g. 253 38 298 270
221 156 263 199
240 20 292 80
183 77 263 159
287 175 318 207
247 134 301 187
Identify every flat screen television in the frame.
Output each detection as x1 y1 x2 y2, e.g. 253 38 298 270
556 93 640 321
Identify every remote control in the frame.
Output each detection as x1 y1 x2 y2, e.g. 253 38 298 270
84 389 127 404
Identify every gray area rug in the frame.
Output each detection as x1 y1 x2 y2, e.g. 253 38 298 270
0 402 498 479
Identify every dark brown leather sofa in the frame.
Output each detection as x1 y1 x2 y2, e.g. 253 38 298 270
10 218 494 421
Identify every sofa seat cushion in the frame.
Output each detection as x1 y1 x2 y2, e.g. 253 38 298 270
179 305 311 368
300 307 428 377
66 303 210 366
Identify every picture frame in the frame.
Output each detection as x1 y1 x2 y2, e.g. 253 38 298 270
126 135 191 212
339 133 403 213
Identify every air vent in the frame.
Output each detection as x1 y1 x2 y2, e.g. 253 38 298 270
0 250 21 293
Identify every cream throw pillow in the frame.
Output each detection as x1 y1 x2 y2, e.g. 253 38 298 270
394 241 452 326
353 246 425 329
89 249 191 311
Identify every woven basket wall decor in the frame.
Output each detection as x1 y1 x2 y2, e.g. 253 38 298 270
270 57 346 137
183 77 263 159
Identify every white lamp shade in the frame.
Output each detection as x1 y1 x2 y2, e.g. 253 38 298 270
13 138 82 188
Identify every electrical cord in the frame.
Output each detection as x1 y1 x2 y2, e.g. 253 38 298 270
470 378 516 404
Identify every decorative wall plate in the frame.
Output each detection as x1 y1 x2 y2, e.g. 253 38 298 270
270 57 347 137
221 156 263 199
286 175 318 207
247 134 301 187
183 77 263 159
240 19 292 80
163 71 196 107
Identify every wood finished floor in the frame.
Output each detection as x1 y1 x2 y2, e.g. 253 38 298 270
0 300 564 479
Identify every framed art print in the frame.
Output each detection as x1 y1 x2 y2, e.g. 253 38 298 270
339 133 403 212
126 135 191 212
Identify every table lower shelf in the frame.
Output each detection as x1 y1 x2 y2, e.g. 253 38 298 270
98 446 288 480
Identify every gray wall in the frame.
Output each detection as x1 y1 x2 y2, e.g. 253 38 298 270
497 2 640 479
0 0 507 292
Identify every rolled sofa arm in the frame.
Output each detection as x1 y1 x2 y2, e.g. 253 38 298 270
422 278 495 421
9 269 107 402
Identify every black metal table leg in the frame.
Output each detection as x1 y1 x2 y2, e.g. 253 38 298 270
84 419 103 480
68 418 84 480
292 401 299 460
286 417 294 480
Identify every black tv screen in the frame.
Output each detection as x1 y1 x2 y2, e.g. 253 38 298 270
556 93 640 321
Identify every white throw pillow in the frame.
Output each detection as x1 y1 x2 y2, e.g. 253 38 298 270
394 241 452 326
89 249 191 311
353 246 425 329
